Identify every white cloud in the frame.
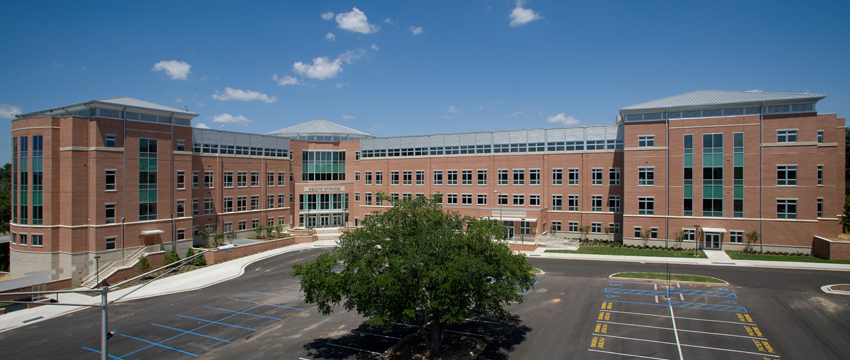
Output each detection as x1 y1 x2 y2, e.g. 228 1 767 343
546 113 580 125
195 123 210 129
747 89 763 92
152 60 191 80
293 57 342 80
272 74 300 86
335 7 379 34
410 26 423 35
371 43 379 51
383 18 393 24
321 11 334 20
325 32 336 41
175 98 183 103
370 124 384 134
342 115 356 119
211 88 277 103
335 83 348 89
443 115 453 119
212 113 251 126
0 104 22 119
446 105 459 113
339 49 366 64
509 0 543 27
509 110 526 116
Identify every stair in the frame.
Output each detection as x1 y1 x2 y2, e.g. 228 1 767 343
81 247 148 288
315 227 342 242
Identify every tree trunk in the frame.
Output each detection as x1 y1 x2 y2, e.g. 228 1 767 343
430 316 442 357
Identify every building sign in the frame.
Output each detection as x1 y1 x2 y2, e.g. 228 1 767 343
492 210 527 218
304 186 345 192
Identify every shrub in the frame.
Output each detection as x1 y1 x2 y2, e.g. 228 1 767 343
162 250 181 266
137 255 152 275
186 247 195 259
193 251 207 266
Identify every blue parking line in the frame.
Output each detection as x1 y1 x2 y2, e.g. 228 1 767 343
204 306 284 320
263 303 305 311
604 287 738 298
81 346 125 359
177 315 257 331
608 299 748 313
250 290 284 297
121 334 198 357
230 297 260 303
285 279 301 282
250 290 305 299
609 280 666 285
152 323 231 343
269 285 301 290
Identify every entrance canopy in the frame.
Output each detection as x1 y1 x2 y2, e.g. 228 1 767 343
701 227 727 233
482 217 537 222
140 230 165 235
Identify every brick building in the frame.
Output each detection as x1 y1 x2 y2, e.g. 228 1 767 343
8 90 845 284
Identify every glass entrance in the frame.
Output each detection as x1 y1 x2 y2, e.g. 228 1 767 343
502 221 515 239
306 214 317 228
319 215 330 227
704 233 721 249
332 214 343 227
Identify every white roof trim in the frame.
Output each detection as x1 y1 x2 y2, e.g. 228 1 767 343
141 230 165 235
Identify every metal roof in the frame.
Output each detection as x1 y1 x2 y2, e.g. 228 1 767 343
620 90 826 111
0 271 53 293
17 97 198 119
266 119 372 137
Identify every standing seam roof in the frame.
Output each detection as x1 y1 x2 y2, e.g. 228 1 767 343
620 90 826 111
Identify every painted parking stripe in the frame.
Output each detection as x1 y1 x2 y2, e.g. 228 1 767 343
204 306 284 320
350 330 402 339
325 342 382 355
608 299 747 313
268 285 301 290
605 309 757 326
230 298 260 304
587 348 670 360
593 334 780 358
263 303 305 311
81 346 126 360
598 320 767 340
121 334 198 357
151 323 231 343
250 290 305 299
177 315 257 331
605 287 737 298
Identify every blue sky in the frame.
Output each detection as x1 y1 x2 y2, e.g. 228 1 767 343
1 1 849 164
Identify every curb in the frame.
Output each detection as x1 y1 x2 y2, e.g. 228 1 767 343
609 274 729 285
821 284 850 295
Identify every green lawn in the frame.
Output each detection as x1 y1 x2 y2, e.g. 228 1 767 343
727 252 850 264
612 272 726 283
546 247 707 258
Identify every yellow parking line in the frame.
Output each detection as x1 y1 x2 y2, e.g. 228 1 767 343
752 327 763 337
607 302 613 310
598 337 605 349
752 339 766 352
598 312 605 320
591 336 599 348
762 341 775 354
745 314 753 323
601 324 608 334
601 302 608 309
744 326 755 336
595 323 601 333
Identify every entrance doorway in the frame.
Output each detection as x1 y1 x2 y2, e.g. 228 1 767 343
502 221 515 239
320 215 330 227
332 214 343 227
704 233 721 249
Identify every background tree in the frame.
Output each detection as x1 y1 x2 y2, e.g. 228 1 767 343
604 227 614 243
745 231 761 253
640 229 651 249
579 225 590 241
0 163 11 233
673 230 686 249
293 194 535 357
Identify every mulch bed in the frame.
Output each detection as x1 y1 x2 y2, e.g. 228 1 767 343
388 333 481 360
831 284 850 291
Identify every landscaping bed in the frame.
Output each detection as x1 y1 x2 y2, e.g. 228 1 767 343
547 247 707 258
388 333 483 360
727 252 850 264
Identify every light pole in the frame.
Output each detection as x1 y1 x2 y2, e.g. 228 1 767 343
694 225 700 257
494 190 503 240
94 255 101 287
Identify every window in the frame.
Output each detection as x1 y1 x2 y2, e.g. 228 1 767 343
252 219 259 228
177 229 185 240
650 228 658 239
365 193 372 205
103 236 113 249
638 167 654 185
392 171 400 185
609 223 620 234
568 169 579 185
237 172 247 187
176 171 185 189
223 197 232 213
777 166 797 186
817 198 823 218
192 171 199 188
591 169 603 185
239 220 247 231
267 195 274 209
634 227 641 238
568 195 579 211
355 171 360 181
818 165 823 185
513 169 524 185
609 168 620 185
569 222 578 232
106 170 116 190
403 171 412 185
251 195 259 210
267 172 275 186
552 195 562 210
638 197 654 215
403 193 412 200
730 231 743 243
267 217 274 226
375 171 383 185
301 150 346 181
447 170 457 185
278 172 285 186
513 194 524 206
461 170 472 185
591 195 603 211
477 170 487 185
777 199 797 219
447 194 458 204
530 169 540 185
683 229 695 241
777 130 797 143
19 234 27 245
552 221 561 231
498 170 508 185
477 194 487 205
176 139 185 151
608 195 620 213
177 200 185 217
278 216 285 225
355 192 360 202
817 130 824 143
224 172 233 187
591 223 602 233
638 135 654 147
391 193 399 202
520 221 531 235
365 171 372 184
192 198 199 215
552 169 563 185
205 171 214 188
462 194 472 205
105 204 115 224
105 135 116 148
205 198 214 214
237 196 247 211
530 195 540 206
251 172 259 186
416 171 425 185
433 170 443 185
278 194 285 208
498 194 508 205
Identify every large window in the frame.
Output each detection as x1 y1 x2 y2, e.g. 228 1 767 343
568 195 579 211
32 136 43 225
609 168 620 185
638 167 654 185
477 170 487 185
733 133 744 218
302 151 346 181
552 169 562 185
608 195 620 213
477 194 487 205
237 172 247 187
638 135 654 147
777 130 797 143
684 134 693 216
568 169 579 185
433 170 443 185
447 170 457 185
447 194 457 204
416 171 425 185
461 170 472 185
552 195 562 210
139 138 158 221
513 194 524 206
462 194 472 205
513 169 524 185
529 169 540 185
591 195 603 211
703 133 723 217
404 171 413 185
498 170 509 185
592 168 603 185
777 166 797 186
530 195 540 206
777 199 797 219
638 197 654 215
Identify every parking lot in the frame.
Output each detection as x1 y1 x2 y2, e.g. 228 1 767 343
0 249 848 359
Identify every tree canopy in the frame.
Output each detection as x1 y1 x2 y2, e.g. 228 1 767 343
293 194 536 356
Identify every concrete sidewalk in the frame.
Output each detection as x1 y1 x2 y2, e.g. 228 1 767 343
0 240 337 332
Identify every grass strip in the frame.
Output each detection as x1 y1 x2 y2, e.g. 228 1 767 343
612 272 726 284
531 268 543 274
546 247 707 258
727 252 850 264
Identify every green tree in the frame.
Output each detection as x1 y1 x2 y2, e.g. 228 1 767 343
841 196 850 234
137 255 152 275
225 230 238 245
640 229 651 249
0 163 11 233
745 231 761 253
673 230 687 249
579 225 590 241
162 250 180 266
293 194 535 357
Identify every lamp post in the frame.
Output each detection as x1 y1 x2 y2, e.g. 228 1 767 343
521 218 525 243
494 190 503 240
694 225 700 257
94 255 101 287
